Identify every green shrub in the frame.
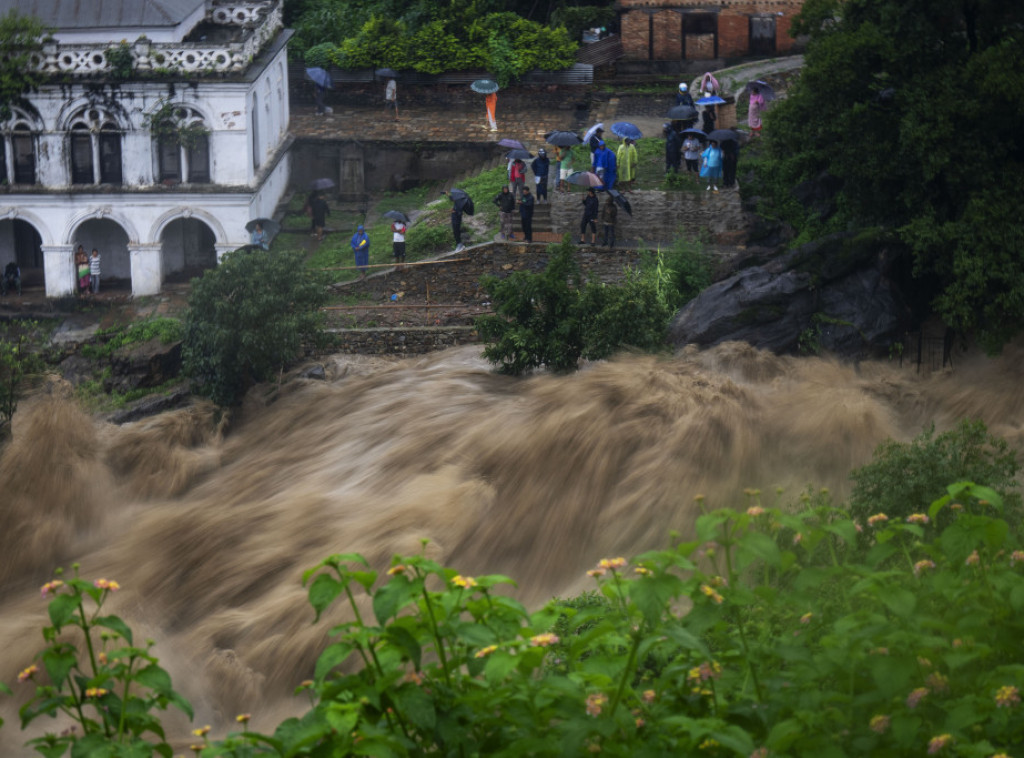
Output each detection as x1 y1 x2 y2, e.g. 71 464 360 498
303 42 338 68
0 320 45 434
849 419 1022 526
182 248 327 406
406 211 454 259
81 317 183 361
651 238 714 309
578 261 673 360
549 6 617 43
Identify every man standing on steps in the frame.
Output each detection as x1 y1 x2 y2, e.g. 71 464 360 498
451 196 465 251
493 185 516 240
531 149 550 202
518 186 535 243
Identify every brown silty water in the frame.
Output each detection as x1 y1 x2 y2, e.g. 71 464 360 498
1 341 1022 750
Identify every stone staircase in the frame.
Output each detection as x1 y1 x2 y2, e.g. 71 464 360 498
527 196 563 243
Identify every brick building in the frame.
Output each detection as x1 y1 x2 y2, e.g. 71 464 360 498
617 0 803 63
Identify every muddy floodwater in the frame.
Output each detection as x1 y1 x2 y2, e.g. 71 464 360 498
2 341 1023 751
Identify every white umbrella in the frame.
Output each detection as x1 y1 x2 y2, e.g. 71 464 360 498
583 123 604 143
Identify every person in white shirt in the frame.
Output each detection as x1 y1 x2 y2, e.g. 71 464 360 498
385 78 398 121
392 220 406 263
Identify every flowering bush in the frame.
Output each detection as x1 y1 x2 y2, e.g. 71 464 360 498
4 481 1024 756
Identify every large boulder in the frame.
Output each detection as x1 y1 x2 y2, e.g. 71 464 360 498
106 338 183 394
669 230 911 356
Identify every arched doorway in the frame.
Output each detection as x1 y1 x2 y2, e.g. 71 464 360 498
72 218 131 292
0 219 44 290
161 218 217 283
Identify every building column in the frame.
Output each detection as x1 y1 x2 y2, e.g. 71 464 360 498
130 243 162 296
43 244 75 297
3 137 13 185
90 133 101 184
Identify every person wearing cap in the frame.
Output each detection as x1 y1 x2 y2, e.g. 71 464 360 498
616 138 638 191
588 126 604 166
531 149 550 202
676 82 694 108
350 224 370 278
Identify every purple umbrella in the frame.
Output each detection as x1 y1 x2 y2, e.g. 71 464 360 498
498 138 525 149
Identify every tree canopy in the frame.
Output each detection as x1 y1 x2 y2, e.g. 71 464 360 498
761 0 1024 351
0 11 49 121
285 0 613 81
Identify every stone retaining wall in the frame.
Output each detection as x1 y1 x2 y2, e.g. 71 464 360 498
330 326 478 355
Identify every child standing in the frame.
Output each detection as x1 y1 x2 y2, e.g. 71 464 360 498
89 248 101 294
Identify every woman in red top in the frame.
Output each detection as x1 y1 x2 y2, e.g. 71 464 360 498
509 158 526 202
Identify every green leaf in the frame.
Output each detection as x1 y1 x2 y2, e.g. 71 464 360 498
93 615 133 646
823 520 858 545
41 647 77 687
738 531 782 568
307 573 344 623
48 594 79 630
383 625 422 670
314 642 354 681
629 573 683 626
324 703 358 735
134 664 172 695
484 650 517 684
879 588 916 618
662 624 710 656
393 685 436 731
1010 584 1024 612
372 577 419 625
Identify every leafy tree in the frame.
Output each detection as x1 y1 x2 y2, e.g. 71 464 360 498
848 419 1021 526
477 240 675 374
760 0 1024 351
0 320 45 438
0 11 49 121
182 249 327 406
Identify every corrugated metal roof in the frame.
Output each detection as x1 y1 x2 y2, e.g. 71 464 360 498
7 0 205 30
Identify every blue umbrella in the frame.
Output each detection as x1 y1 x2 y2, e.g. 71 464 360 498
305 67 332 90
611 122 643 140
681 128 707 138
697 95 726 105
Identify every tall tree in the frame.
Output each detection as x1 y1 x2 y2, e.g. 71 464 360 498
0 11 48 121
764 0 1024 351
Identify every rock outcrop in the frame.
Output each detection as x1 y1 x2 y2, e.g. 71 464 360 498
669 230 911 356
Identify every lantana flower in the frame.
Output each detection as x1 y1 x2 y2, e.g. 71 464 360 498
40 580 64 598
451 575 477 589
17 665 38 683
746 506 765 517
585 693 607 717
84 687 108 698
236 713 251 723
474 645 498 659
867 513 888 527
965 550 980 566
598 557 626 570
906 513 930 525
906 687 929 709
927 734 953 754
93 578 121 591
1010 550 1024 567
913 559 936 577
386 564 406 576
700 584 724 604
869 714 890 734
995 685 1020 708
530 633 559 648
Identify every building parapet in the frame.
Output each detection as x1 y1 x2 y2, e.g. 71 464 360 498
29 1 282 77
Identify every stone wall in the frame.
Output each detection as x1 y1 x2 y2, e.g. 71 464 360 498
331 326 479 355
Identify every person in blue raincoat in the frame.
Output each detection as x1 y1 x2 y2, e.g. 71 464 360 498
593 140 617 191
701 140 723 193
350 224 370 279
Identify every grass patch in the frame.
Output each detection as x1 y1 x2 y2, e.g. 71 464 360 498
81 317 183 361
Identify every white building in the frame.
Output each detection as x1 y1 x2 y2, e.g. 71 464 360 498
0 0 292 297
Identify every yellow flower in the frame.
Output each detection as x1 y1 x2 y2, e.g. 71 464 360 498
867 513 888 527
192 725 211 736
17 665 38 683
530 633 559 648
598 557 626 570
40 580 64 598
869 714 890 734
387 564 406 575
236 713 251 723
800 612 812 624
84 687 108 698
995 685 1020 708
98 652 108 665
641 689 656 704
700 584 724 604
587 568 606 578
746 505 765 517
452 575 477 589
699 738 720 750
93 578 121 591
474 645 498 658
634 567 651 576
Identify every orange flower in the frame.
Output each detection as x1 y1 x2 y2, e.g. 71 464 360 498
84 687 108 698
94 578 121 591
387 564 407 575
236 713 251 723
17 665 38 683
474 645 498 659
530 633 559 648
192 725 211 737
598 557 627 570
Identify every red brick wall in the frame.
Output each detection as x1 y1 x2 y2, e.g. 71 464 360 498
652 10 682 59
776 14 795 51
620 11 651 60
684 33 715 60
717 12 748 58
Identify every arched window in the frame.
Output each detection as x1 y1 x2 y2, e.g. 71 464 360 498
1 108 40 185
152 105 210 184
68 109 122 185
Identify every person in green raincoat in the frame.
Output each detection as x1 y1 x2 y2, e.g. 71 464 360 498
616 138 638 191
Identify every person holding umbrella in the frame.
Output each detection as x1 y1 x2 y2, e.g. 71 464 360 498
350 224 370 278
391 217 406 264
580 187 599 245
385 77 398 121
493 185 516 240
683 132 702 174
449 193 466 251
250 222 269 250
701 139 723 193
748 85 766 137
310 191 329 242
518 185 535 243
616 138 638 191
664 124 682 174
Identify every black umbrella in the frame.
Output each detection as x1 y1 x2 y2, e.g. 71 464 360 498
708 129 740 144
245 217 281 236
545 130 582 147
681 128 707 138
607 189 632 216
375 68 399 78
383 210 409 224
310 177 335 191
448 188 470 210
505 149 533 161
667 104 698 120
305 67 332 89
